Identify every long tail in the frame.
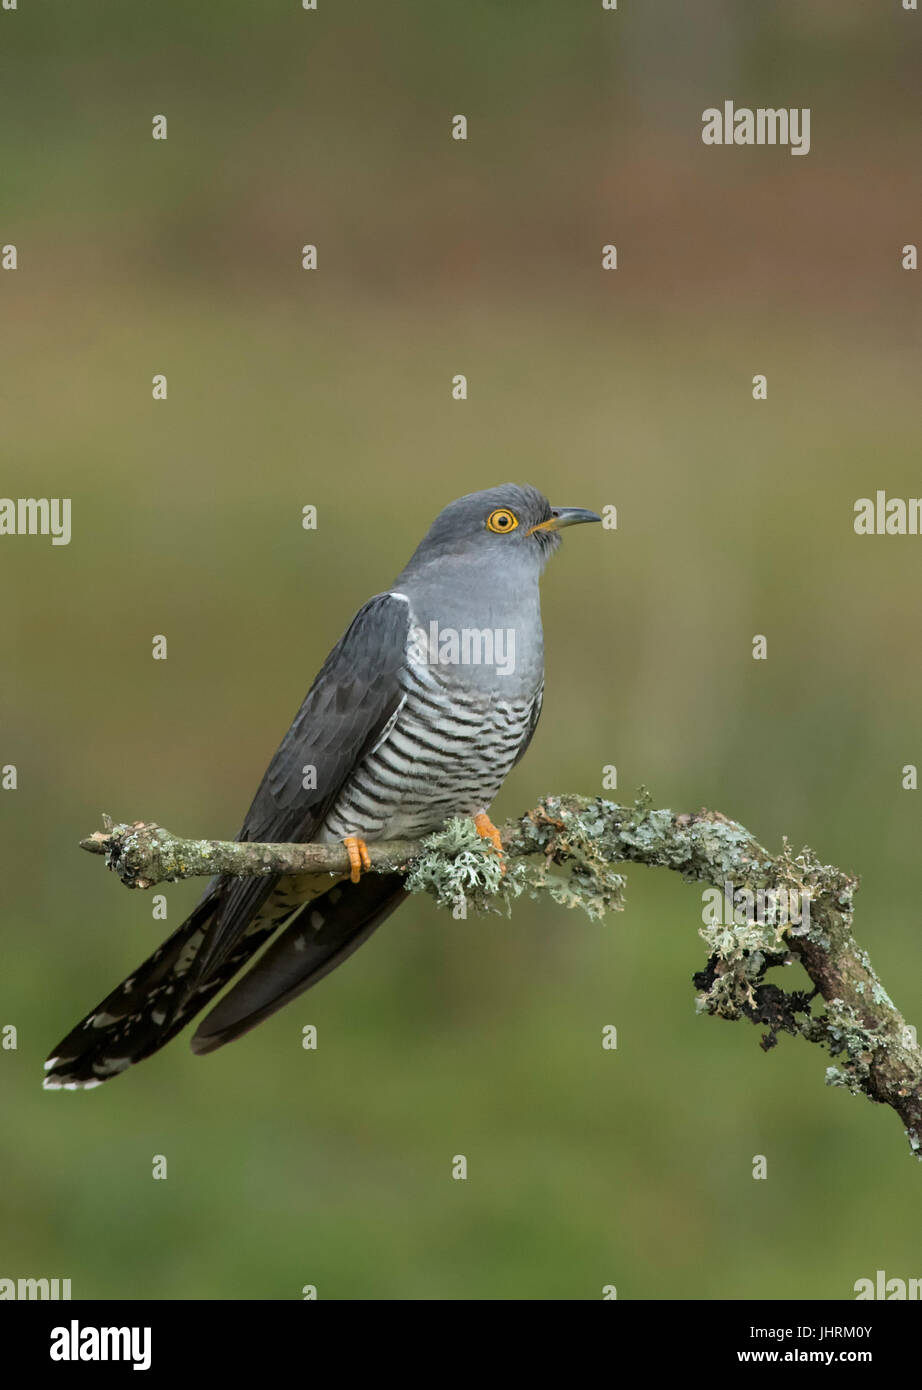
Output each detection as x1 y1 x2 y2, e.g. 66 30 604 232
43 874 406 1089
190 873 406 1054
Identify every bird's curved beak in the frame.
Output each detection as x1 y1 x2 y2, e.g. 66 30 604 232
528 506 602 534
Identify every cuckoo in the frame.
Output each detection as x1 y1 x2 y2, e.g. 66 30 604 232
44 484 600 1088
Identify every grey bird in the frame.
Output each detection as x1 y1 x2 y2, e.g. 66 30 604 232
44 484 600 1088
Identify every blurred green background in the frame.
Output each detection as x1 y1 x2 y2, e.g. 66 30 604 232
2 0 921 1299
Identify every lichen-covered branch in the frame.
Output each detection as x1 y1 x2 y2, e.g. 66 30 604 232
79 817 424 886
80 795 922 1159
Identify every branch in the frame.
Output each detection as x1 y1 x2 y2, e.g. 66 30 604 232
79 795 922 1160
79 817 425 885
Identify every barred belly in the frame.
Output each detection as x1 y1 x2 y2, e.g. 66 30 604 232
319 658 542 843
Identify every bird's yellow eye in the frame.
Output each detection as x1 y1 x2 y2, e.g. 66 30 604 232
486 508 519 534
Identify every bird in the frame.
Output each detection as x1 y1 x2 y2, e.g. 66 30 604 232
44 484 600 1088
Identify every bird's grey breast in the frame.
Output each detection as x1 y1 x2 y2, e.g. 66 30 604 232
319 592 544 842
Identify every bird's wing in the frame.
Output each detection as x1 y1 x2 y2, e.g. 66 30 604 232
43 592 412 1086
188 591 410 986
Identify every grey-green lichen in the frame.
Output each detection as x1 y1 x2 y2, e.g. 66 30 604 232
404 812 625 919
404 819 523 914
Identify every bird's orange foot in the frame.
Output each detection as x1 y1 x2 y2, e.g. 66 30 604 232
343 835 372 883
473 813 506 875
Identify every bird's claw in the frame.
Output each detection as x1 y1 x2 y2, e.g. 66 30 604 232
343 836 372 883
473 813 506 875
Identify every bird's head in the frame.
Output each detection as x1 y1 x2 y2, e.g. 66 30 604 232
403 484 601 574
